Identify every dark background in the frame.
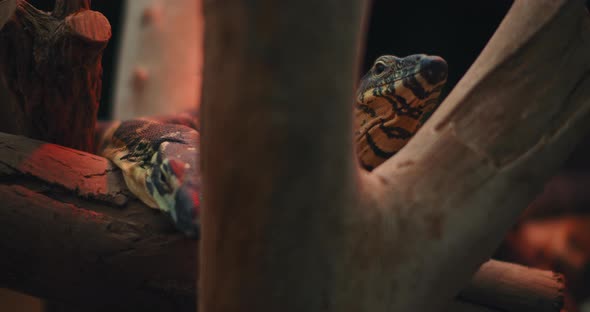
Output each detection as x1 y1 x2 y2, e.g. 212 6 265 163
26 0 590 170
29 0 513 119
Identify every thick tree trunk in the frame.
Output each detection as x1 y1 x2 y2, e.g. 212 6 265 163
199 0 590 311
0 0 111 152
112 0 203 119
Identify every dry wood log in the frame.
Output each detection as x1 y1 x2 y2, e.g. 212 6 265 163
199 0 590 311
112 0 203 119
0 133 564 311
0 0 111 152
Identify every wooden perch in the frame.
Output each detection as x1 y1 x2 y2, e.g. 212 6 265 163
199 0 590 311
0 0 111 152
0 132 564 311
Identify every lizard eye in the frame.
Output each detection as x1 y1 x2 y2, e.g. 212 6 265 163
374 62 386 76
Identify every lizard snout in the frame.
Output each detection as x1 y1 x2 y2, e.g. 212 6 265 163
420 56 448 85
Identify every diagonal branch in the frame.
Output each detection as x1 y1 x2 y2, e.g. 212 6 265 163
369 0 590 310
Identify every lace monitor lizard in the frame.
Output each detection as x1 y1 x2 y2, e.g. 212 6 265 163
97 54 448 236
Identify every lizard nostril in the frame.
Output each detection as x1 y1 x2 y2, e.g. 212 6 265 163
420 56 448 85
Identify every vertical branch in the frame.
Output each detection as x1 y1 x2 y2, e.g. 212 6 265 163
112 0 203 119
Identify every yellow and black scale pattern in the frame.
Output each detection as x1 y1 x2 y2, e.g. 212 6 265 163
98 118 201 237
97 54 447 237
354 54 448 170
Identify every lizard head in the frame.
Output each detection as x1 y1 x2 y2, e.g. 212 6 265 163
354 54 448 170
143 126 201 238
100 119 202 237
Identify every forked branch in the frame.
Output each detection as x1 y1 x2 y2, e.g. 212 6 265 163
200 0 590 311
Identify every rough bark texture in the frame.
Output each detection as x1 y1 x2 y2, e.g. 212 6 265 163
0 0 111 152
199 0 590 311
112 0 203 119
0 133 564 312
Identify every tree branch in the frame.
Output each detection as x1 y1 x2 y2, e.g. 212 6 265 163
112 0 203 119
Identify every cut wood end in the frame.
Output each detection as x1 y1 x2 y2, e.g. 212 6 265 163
461 260 566 312
65 10 112 44
0 0 16 30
